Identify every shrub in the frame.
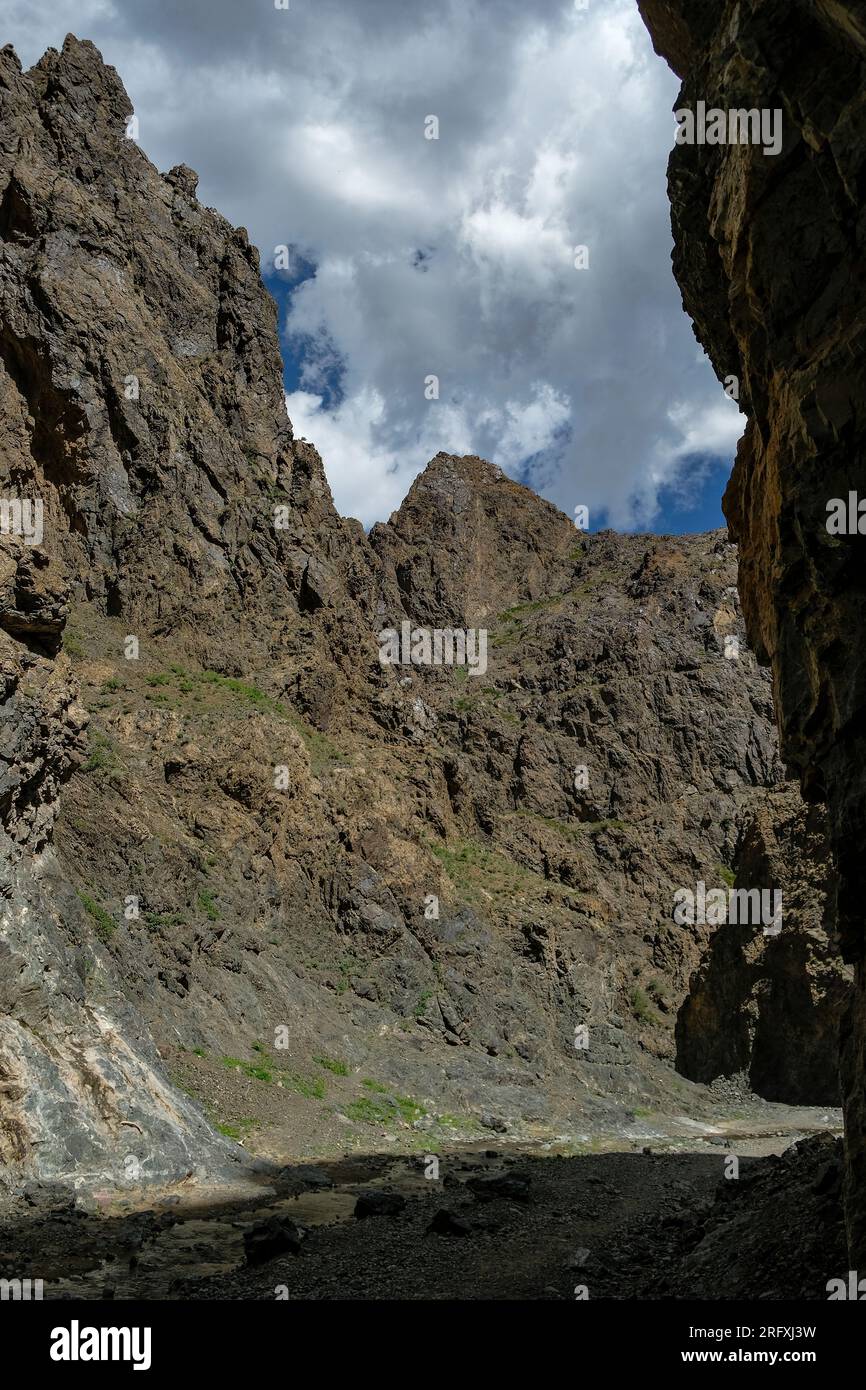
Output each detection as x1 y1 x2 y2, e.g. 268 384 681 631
77 890 115 943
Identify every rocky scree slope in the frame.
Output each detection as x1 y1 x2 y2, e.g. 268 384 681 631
638 0 866 1262
0 36 846 1193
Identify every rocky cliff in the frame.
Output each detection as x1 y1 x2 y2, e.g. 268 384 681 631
639 0 866 1261
0 35 848 1200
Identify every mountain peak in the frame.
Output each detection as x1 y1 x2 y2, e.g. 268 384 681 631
371 453 580 625
27 34 132 124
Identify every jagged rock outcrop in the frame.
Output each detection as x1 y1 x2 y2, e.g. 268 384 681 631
0 34 849 1197
677 789 850 1104
639 0 866 1258
0 37 361 668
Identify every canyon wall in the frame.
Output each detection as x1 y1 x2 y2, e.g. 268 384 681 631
639 0 866 1260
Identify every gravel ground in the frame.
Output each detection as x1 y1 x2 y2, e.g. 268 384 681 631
1 1126 844 1301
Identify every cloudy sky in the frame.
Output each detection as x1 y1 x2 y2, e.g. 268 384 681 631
2 0 744 531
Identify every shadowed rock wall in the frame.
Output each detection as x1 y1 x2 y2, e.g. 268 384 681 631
639 0 866 1260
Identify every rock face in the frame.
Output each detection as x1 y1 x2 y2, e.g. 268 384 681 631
638 0 866 1258
613 1132 847 1301
0 35 849 1196
676 789 850 1104
0 33 359 1188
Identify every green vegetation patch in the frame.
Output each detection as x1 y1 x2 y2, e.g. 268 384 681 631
218 1051 327 1098
435 1112 482 1133
498 592 569 623
629 985 662 1025
216 1119 255 1141
314 1055 349 1076
414 989 434 1018
82 732 123 777
284 711 343 778
348 1087 426 1127
285 1072 327 1099
515 810 627 841
144 911 187 930
77 890 116 943
200 670 284 714
221 1055 274 1083
429 834 562 908
197 889 220 921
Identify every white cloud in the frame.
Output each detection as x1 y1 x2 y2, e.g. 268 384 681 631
666 397 746 461
287 387 405 522
5 0 745 529
288 377 572 523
